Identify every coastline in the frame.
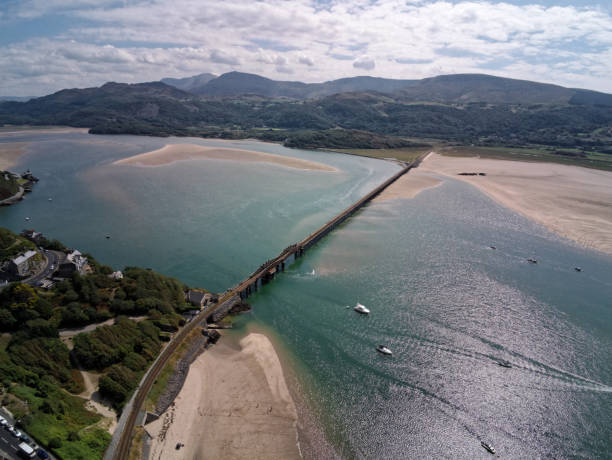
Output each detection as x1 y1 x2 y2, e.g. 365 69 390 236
374 169 442 202
419 152 612 255
145 332 301 460
114 143 337 172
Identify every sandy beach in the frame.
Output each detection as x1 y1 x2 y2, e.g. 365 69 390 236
0 142 28 170
418 152 612 254
146 333 300 460
375 169 442 202
114 143 336 172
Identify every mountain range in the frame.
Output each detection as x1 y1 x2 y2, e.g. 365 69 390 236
1 71 611 151
160 71 612 106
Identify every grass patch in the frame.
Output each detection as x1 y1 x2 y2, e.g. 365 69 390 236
439 145 612 171
144 327 202 412
55 427 111 460
128 426 146 460
9 383 108 459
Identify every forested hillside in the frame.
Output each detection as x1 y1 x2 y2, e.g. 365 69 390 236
0 228 205 458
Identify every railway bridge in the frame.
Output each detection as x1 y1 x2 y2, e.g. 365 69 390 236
111 156 423 460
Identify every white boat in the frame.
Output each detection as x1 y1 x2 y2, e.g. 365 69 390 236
354 303 370 314
376 345 392 355
24 217 30 221
481 441 496 454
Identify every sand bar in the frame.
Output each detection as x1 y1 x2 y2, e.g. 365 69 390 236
0 142 28 170
114 143 336 172
375 169 442 202
420 153 612 254
146 333 300 460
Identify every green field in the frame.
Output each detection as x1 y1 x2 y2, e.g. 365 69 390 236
439 145 612 171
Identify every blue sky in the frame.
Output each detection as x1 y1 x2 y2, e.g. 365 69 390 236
1 0 611 96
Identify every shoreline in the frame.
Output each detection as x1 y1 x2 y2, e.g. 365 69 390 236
419 152 612 255
145 332 301 460
374 168 442 202
114 143 337 172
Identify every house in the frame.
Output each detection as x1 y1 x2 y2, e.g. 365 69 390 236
21 229 44 244
9 250 37 277
108 271 123 280
185 290 212 308
56 249 89 278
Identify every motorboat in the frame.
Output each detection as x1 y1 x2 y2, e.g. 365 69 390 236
376 345 392 355
354 303 370 314
25 217 30 221
497 360 512 368
527 258 537 264
481 441 496 454
574 267 582 272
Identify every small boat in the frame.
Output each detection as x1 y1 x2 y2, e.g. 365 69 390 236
574 267 582 272
489 246 496 250
354 303 370 314
105 234 111 239
376 345 392 355
527 258 537 264
48 198 52 201
497 360 512 368
24 217 30 221
481 441 496 454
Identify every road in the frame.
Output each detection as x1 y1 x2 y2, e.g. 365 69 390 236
25 249 62 287
0 425 21 460
0 423 53 460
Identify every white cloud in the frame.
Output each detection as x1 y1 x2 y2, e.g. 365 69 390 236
298 55 314 66
353 56 375 70
209 49 240 65
1 0 611 95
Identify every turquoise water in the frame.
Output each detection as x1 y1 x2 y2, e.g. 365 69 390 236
0 131 399 292
2 131 611 458
232 180 612 458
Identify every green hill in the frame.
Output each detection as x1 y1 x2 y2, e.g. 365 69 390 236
1 72 612 157
0 227 208 459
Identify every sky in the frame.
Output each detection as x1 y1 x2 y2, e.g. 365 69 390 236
0 0 611 96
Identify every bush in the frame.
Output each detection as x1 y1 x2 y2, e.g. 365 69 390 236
49 437 62 449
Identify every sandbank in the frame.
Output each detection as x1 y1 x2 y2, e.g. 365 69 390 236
374 169 442 202
0 142 27 170
114 143 336 172
420 152 612 254
146 333 300 460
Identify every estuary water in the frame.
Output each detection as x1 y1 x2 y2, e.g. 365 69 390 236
2 131 611 459
0 131 399 291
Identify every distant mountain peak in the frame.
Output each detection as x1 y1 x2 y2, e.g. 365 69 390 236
160 73 217 92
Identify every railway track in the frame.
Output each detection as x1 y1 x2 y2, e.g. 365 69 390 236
112 156 423 459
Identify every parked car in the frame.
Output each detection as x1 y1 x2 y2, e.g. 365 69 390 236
36 448 49 459
20 432 31 443
0 416 6 426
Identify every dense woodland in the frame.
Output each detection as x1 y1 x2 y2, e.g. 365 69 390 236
0 227 199 458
